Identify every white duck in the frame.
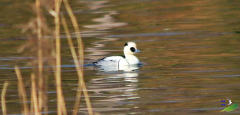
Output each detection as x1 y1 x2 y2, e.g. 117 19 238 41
93 42 141 66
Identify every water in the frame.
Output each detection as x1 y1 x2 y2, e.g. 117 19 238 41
1 0 240 114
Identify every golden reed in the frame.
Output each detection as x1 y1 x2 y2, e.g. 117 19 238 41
1 0 93 115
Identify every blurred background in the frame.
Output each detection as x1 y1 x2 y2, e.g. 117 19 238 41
0 0 240 114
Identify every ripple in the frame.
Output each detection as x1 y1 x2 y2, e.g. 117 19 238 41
108 32 191 38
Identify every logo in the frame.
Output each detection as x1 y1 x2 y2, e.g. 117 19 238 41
221 99 238 112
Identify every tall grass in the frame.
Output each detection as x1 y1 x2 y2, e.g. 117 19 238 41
1 0 92 114
15 66 29 114
1 81 9 115
36 0 46 113
62 0 93 114
31 73 40 115
54 0 67 114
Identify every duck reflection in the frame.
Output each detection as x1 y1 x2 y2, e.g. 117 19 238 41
96 64 141 72
86 64 141 113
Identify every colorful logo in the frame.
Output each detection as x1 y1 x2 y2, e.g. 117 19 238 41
221 103 238 112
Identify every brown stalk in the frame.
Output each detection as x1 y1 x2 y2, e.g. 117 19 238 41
36 0 44 111
63 0 84 65
1 81 9 115
30 83 34 114
54 0 67 114
60 15 83 115
62 0 93 114
31 73 40 115
15 66 29 114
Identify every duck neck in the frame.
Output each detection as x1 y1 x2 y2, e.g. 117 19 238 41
124 54 139 64
125 54 135 58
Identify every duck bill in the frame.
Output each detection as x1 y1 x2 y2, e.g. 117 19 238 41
135 49 141 53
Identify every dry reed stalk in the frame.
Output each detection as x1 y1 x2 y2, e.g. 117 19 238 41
31 73 40 115
63 0 84 65
36 0 44 111
30 85 34 114
60 15 83 115
62 0 93 114
15 66 29 115
54 0 67 114
81 81 93 115
1 81 9 115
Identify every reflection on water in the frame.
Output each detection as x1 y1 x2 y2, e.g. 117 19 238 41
87 65 140 113
108 32 193 38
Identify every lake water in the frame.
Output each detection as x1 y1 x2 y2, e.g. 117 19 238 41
0 0 240 114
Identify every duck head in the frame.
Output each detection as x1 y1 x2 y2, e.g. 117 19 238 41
124 42 141 56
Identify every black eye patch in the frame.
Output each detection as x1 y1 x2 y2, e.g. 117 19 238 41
130 47 135 52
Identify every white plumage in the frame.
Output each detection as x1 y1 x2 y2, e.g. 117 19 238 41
93 42 141 66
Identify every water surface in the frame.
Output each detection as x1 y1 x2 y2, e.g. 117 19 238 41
0 0 240 114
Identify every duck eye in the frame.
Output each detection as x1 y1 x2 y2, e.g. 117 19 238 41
130 47 135 52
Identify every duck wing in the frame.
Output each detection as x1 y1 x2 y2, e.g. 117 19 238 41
93 56 125 66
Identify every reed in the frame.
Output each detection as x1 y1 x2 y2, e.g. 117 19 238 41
1 0 93 114
1 81 9 115
60 15 81 115
15 66 29 114
31 73 40 115
62 0 93 114
54 0 67 114
61 14 93 115
36 0 44 112
63 0 84 63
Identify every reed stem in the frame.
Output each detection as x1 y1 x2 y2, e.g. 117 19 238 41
54 0 67 114
15 66 29 115
60 14 83 115
1 81 9 115
63 0 84 65
36 0 44 111
31 73 40 115
62 0 93 114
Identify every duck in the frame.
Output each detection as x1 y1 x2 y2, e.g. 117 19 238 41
93 42 141 66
